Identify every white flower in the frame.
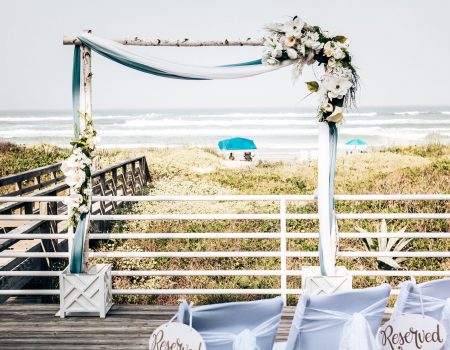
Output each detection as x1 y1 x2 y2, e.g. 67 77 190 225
264 38 283 58
326 106 344 123
332 66 353 80
282 17 304 38
63 193 83 208
327 57 337 70
323 41 346 60
78 204 89 214
302 31 323 51
283 36 297 47
65 170 86 188
322 102 334 112
321 74 353 100
84 187 93 196
296 43 306 56
263 56 279 65
286 48 298 59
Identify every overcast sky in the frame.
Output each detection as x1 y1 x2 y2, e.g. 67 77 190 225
1 0 449 111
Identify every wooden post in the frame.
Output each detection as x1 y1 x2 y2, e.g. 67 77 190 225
317 123 335 276
111 169 118 210
80 29 93 273
121 165 128 196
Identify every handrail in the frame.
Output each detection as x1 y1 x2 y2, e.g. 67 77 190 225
0 163 61 187
0 192 448 299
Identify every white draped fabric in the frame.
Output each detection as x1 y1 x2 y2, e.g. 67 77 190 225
77 33 295 80
293 298 388 350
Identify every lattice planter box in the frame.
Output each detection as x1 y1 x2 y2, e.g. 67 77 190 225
59 264 113 318
301 266 352 295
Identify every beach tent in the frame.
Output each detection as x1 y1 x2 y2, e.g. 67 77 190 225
218 137 257 151
345 138 368 146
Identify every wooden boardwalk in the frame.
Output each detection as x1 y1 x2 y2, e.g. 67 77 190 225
0 304 295 349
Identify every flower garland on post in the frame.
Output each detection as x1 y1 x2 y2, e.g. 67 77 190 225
262 16 358 122
61 112 97 230
262 16 359 276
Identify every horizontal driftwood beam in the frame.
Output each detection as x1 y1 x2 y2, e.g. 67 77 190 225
63 36 265 46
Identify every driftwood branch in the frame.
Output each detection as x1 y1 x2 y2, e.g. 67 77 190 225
63 36 265 46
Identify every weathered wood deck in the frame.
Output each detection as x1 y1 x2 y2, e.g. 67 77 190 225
0 304 295 349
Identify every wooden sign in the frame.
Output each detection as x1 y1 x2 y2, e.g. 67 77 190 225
149 323 206 350
378 314 447 350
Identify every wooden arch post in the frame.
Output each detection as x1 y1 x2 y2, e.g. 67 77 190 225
80 30 93 273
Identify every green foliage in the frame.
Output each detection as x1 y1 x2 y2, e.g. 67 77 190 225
356 220 411 269
305 81 319 92
333 35 348 43
383 143 448 158
0 142 70 178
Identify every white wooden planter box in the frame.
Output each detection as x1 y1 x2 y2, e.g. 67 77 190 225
59 264 113 318
301 266 352 295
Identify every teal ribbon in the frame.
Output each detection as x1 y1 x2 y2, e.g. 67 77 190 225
69 212 88 274
72 46 81 138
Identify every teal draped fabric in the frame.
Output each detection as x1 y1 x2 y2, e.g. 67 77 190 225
70 212 87 274
72 47 81 138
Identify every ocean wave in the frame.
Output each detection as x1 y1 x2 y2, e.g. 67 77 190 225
2 127 449 139
441 111 450 115
114 118 318 127
394 111 429 116
0 116 72 122
345 112 378 117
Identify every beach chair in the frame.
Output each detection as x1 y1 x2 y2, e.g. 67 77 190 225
177 297 284 350
273 284 391 350
393 278 450 347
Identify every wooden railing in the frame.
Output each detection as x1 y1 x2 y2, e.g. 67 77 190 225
0 164 64 197
0 156 150 300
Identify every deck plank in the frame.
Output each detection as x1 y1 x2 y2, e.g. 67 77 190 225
0 304 295 349
0 304 389 349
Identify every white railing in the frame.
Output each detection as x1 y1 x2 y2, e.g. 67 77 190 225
0 194 449 301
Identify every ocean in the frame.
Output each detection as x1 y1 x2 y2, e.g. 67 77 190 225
1 107 449 160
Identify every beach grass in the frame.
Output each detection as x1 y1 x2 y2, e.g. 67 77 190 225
1 142 449 305
0 142 70 195
91 143 449 305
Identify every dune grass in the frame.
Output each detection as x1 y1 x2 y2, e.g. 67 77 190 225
0 142 70 195
90 144 450 305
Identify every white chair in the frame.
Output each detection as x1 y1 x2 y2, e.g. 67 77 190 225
393 278 450 349
177 297 284 350
273 284 391 350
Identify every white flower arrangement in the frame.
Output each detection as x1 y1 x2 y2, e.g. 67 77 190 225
62 112 97 226
263 16 359 123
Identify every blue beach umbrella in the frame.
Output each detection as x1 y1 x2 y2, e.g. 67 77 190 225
345 138 368 146
218 137 257 151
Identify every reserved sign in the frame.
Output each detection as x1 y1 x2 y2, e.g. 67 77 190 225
378 314 447 350
149 323 206 350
